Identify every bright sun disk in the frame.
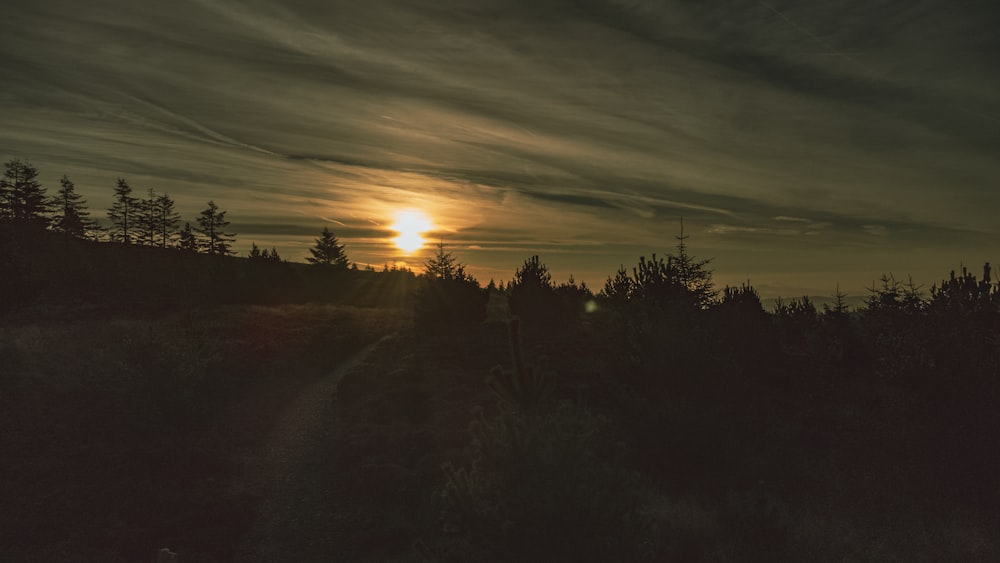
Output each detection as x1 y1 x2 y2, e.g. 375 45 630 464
390 210 433 253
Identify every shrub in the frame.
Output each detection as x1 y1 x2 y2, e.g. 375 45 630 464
434 319 652 561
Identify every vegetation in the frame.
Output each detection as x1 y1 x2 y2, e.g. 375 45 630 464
195 200 236 256
5 156 1000 561
107 178 139 244
414 241 488 327
1 159 50 228
51 175 98 239
306 226 349 268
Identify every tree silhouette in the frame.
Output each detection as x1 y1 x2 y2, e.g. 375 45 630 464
107 178 139 244
195 200 236 255
424 240 471 280
508 255 560 322
177 221 198 252
513 255 552 288
51 175 97 238
0 159 49 227
669 224 715 308
602 265 633 303
415 240 486 326
154 192 180 248
306 226 348 268
136 188 158 246
248 242 265 262
618 223 715 310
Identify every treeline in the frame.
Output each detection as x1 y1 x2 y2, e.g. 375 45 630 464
1 158 242 256
413 232 1000 560
0 159 429 311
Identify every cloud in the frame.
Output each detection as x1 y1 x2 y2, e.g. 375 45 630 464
1 0 998 295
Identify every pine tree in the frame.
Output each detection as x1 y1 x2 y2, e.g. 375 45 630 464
0 159 50 227
248 242 264 261
508 255 559 322
195 200 236 255
667 221 715 308
424 240 469 280
306 226 348 268
626 221 715 309
154 192 180 248
107 178 139 244
177 221 198 252
135 188 158 246
267 247 282 262
602 265 633 302
414 241 486 326
51 175 97 238
512 255 552 288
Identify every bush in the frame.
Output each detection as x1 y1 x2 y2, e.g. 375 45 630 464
414 276 488 327
507 255 561 324
432 319 652 561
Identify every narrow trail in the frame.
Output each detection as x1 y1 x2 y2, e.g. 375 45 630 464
234 334 395 562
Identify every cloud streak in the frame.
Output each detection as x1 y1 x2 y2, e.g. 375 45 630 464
1 0 998 295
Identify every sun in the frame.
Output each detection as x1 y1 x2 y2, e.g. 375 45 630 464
389 210 433 253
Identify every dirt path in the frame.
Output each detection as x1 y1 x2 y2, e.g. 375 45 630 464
234 334 395 562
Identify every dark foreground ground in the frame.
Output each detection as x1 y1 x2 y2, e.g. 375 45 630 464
2 296 999 561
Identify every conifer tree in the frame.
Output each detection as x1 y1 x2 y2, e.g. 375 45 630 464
306 226 348 268
154 192 180 248
135 188 158 246
195 200 236 255
602 265 633 302
177 221 198 252
248 242 265 261
414 241 486 326
508 255 559 322
424 240 469 280
51 175 97 238
107 178 139 244
666 221 715 308
0 159 49 227
267 247 282 262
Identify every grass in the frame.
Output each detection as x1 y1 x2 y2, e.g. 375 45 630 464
0 303 409 562
5 294 1000 561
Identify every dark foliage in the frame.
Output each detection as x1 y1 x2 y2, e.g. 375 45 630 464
307 226 349 268
51 175 98 239
507 255 561 324
414 242 487 327
0 159 50 228
435 319 650 561
195 200 236 255
107 177 139 244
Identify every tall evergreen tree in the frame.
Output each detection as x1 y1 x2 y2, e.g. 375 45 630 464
668 223 715 308
195 200 236 255
51 175 97 238
0 159 50 227
177 221 198 252
135 188 158 246
107 178 139 244
267 247 282 262
154 192 180 248
306 226 348 268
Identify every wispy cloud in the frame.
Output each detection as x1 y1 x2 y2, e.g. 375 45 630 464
1 0 997 295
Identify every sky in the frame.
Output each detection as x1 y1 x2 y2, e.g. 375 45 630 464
2 0 998 298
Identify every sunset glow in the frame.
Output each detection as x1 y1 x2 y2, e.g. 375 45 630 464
389 210 433 253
